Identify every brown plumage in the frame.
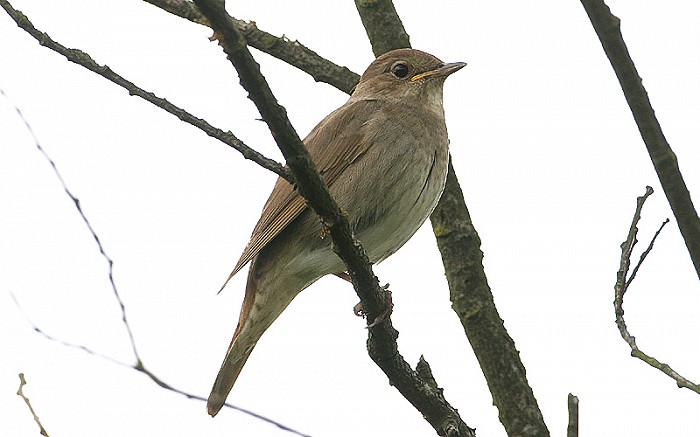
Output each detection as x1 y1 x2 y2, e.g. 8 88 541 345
207 48 465 416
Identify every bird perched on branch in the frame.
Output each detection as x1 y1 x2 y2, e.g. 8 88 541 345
208 48 465 416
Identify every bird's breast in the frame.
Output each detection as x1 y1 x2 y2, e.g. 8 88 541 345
337 106 449 263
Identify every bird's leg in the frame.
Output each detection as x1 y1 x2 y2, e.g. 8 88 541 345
366 284 392 328
333 272 365 315
334 272 393 327
334 271 352 282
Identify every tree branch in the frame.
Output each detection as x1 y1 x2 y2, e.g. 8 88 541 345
17 374 49 437
354 0 410 57
431 164 550 437
0 0 291 182
144 0 360 94
566 394 578 437
353 2 551 436
580 0 700 280
614 187 700 394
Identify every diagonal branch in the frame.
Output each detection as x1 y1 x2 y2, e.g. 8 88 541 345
580 0 700 280
17 374 50 437
614 187 700 394
354 0 410 57
144 0 360 94
354 2 550 436
0 0 291 182
192 1 474 435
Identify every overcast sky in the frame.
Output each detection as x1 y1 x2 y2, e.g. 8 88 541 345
2 1 699 436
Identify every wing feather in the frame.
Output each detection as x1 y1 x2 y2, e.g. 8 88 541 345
220 99 381 289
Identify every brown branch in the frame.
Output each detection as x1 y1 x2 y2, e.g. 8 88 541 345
192 1 474 435
0 0 291 182
352 2 551 436
431 164 550 437
566 394 579 437
354 0 411 57
614 187 700 394
580 0 700 280
144 0 360 94
17 374 49 437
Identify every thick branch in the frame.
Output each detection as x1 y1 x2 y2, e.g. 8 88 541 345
354 1 550 436
580 0 700 280
614 187 700 394
431 163 550 437
0 0 290 182
354 0 410 57
144 0 360 94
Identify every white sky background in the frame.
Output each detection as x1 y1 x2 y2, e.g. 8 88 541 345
1 0 699 436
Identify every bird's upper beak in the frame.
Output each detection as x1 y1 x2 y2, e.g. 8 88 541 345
411 62 467 82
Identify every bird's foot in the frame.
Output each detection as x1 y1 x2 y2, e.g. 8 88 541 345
353 283 393 328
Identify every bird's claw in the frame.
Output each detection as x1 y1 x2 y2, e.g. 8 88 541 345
353 283 393 328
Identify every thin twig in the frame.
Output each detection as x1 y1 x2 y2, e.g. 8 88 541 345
0 0 291 182
2 87 312 437
626 218 670 288
17 374 50 437
1 87 140 362
614 187 700 394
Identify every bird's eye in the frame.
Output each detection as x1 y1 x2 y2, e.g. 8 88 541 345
391 62 410 78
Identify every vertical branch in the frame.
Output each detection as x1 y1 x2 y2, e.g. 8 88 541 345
580 0 700 279
566 394 579 437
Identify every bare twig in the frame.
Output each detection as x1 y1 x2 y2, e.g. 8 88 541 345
614 187 700 394
2 88 311 437
0 0 291 182
566 394 578 437
143 0 360 94
581 0 700 280
1 86 140 362
17 374 50 437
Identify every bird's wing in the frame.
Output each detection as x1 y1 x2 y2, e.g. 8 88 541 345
220 99 380 289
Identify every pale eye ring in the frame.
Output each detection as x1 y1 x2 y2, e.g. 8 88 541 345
391 62 410 78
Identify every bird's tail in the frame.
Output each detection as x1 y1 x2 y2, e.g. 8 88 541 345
207 330 256 416
207 261 301 417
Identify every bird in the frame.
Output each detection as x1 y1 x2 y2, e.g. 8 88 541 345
207 48 465 416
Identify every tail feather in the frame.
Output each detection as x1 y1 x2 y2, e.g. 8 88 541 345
207 258 304 417
208 267 261 417
207 334 256 416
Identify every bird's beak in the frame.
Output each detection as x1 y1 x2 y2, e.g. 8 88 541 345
411 62 467 82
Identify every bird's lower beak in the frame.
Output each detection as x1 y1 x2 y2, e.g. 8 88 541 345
411 61 467 82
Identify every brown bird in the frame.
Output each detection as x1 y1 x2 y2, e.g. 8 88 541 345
207 48 465 416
